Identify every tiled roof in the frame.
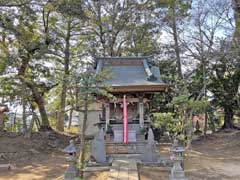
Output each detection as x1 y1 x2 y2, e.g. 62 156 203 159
95 57 167 92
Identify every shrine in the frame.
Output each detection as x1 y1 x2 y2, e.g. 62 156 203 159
94 56 168 154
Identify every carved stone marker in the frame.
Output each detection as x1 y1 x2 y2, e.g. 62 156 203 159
141 128 157 162
91 128 107 163
63 140 78 180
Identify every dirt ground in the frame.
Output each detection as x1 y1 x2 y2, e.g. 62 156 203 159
184 130 240 180
140 130 240 180
0 130 240 180
0 131 70 180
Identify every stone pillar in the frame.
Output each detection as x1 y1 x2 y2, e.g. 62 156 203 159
105 103 110 131
139 100 144 128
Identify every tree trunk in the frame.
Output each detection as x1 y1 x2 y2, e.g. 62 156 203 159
22 85 28 133
0 113 4 131
22 98 27 133
0 106 8 131
79 96 88 178
204 112 208 137
18 56 50 131
67 108 73 130
232 0 240 43
33 111 41 131
25 81 51 130
223 106 234 129
171 6 183 79
35 94 50 130
29 102 40 131
25 115 35 138
57 19 71 132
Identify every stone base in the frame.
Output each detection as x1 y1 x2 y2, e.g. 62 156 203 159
137 163 171 171
170 170 188 180
137 159 163 166
64 169 78 180
137 157 172 168
87 156 113 167
83 166 111 172
170 177 188 180
106 141 147 154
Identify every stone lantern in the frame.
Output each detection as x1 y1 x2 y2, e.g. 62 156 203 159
63 140 78 180
170 139 188 180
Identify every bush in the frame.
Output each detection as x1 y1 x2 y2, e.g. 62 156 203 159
153 112 182 139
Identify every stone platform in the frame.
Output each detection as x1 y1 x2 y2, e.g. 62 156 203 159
106 141 147 154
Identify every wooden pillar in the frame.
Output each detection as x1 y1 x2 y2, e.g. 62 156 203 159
105 103 110 131
139 99 144 128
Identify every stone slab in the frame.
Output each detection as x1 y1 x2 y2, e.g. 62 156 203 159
0 164 12 170
87 157 113 167
83 166 111 172
107 156 139 180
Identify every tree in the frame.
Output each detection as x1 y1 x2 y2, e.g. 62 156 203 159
52 0 86 131
156 0 192 79
85 0 159 56
69 62 110 178
0 1 57 130
209 42 240 129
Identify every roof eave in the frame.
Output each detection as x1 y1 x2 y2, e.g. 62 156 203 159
105 84 168 93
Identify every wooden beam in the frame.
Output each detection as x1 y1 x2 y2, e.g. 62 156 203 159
109 98 149 103
104 60 143 66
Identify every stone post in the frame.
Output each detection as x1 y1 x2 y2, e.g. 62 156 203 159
139 101 144 128
105 103 110 131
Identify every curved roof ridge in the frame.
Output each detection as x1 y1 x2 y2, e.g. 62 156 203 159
95 56 152 60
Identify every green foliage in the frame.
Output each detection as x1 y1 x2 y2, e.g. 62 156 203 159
85 0 160 56
208 43 240 127
69 67 112 109
56 0 85 18
157 0 191 17
153 112 174 129
172 95 209 113
153 112 180 138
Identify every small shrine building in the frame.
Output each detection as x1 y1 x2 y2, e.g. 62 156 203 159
94 56 168 150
